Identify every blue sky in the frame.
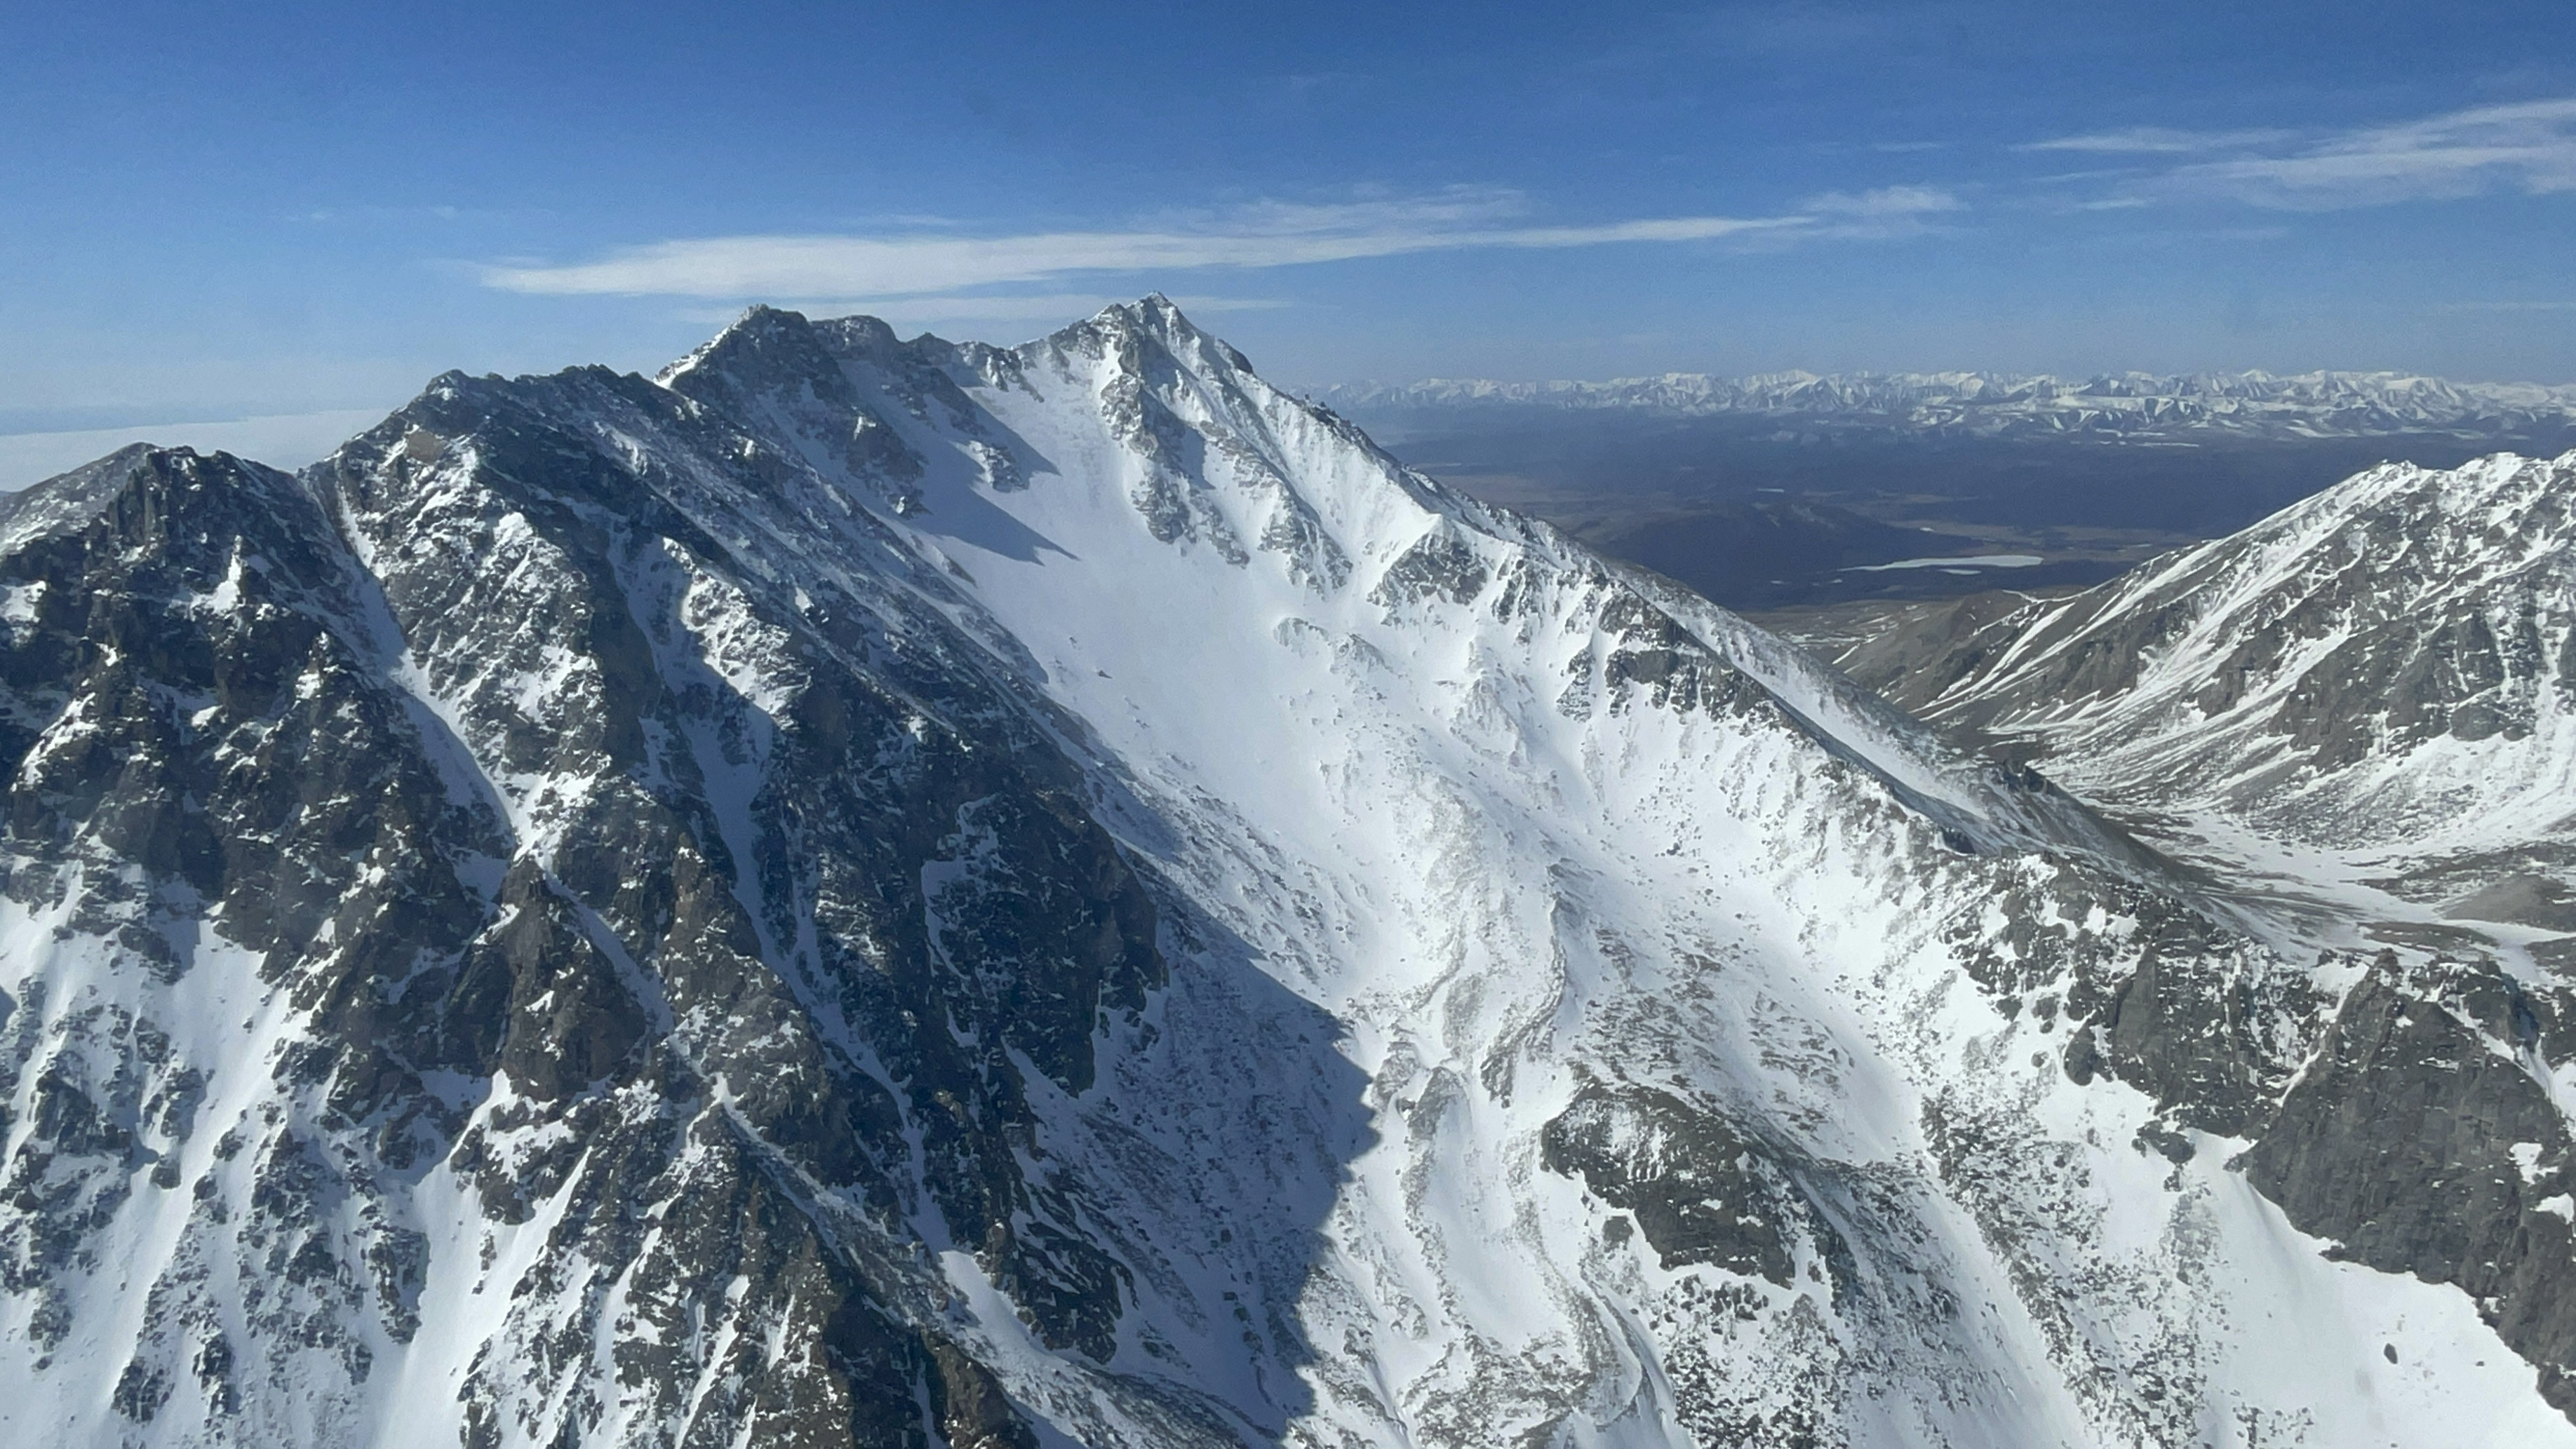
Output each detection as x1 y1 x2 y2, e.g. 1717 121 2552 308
5 0 2575 437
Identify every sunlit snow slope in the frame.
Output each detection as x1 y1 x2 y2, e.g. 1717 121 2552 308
4 301 2575 1449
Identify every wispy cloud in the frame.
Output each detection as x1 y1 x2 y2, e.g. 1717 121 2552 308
2176 97 2576 208
481 187 1943 299
2045 97 2576 210
1780 184 1964 241
2431 299 2576 313
1809 185 1960 217
670 292 1294 330
2021 126 2296 155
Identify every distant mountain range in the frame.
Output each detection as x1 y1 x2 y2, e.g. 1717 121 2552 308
1314 368 2576 442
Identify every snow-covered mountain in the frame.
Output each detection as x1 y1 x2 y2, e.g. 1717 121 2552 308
6 299 2576 1448
1314 369 2576 442
1820 450 2576 934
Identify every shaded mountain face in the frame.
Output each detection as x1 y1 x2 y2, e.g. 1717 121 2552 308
4 303 2576 1448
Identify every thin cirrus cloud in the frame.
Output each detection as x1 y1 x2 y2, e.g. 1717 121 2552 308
1804 184 1963 220
667 292 1297 329
2434 299 2576 313
2032 97 2576 210
478 187 1960 300
2020 126 2299 155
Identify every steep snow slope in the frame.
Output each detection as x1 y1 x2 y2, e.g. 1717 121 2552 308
3 303 2575 1449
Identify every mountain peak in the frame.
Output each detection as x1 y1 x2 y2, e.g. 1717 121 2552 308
0 440 302 553
1096 290 1190 335
656 302 835 387
1035 293 1256 379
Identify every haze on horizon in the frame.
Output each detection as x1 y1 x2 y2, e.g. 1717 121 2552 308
5 0 2574 459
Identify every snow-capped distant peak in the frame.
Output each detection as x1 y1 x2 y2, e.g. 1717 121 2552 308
1313 365 2576 442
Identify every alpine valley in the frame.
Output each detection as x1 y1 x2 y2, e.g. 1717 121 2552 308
5 297 2575 1449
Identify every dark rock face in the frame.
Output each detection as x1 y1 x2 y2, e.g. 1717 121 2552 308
335 361 1183 1379
1369 523 1489 609
2244 955 2576 1413
1933 857 2325 1136
1971 882 2576 1422
0 450 506 1373
0 384 1195 1441
2057 912 2319 1140
1541 1082 1796 1283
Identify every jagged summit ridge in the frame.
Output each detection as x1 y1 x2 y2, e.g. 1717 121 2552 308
648 301 2191 876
